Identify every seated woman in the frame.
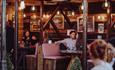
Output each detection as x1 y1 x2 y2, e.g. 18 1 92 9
22 30 31 47
89 39 113 70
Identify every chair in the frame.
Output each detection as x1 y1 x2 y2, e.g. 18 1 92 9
67 56 82 70
26 44 38 70
42 43 68 70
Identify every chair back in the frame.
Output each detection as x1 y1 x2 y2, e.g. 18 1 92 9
67 56 82 70
42 43 60 57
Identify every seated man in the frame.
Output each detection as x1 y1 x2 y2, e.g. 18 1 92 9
55 31 78 50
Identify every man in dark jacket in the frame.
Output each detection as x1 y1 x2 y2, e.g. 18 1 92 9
6 20 14 67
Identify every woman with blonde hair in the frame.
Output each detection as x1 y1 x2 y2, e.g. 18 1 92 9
89 39 113 70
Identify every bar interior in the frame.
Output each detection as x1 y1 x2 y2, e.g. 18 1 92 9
0 0 115 70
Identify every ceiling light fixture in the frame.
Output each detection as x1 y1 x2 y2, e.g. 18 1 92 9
20 0 25 10
31 6 35 11
103 0 110 9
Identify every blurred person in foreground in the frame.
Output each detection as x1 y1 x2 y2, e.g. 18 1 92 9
107 43 115 70
89 39 113 70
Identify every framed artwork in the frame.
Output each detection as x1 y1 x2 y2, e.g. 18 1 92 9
77 16 95 32
77 17 83 32
95 14 108 22
98 23 104 33
30 19 40 32
50 14 64 29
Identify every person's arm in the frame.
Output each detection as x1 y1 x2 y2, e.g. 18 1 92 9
55 39 67 45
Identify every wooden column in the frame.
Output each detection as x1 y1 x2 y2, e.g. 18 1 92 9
37 1 43 70
82 0 88 70
1 0 7 70
106 1 111 41
14 0 18 70
18 11 23 41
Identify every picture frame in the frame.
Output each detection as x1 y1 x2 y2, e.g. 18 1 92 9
77 16 95 32
95 14 108 22
98 23 104 33
50 14 64 29
30 19 40 32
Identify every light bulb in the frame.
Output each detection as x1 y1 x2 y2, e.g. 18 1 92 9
43 14 45 18
23 14 26 17
57 11 60 15
20 0 25 10
72 11 75 16
32 6 35 11
104 1 109 8
81 5 84 10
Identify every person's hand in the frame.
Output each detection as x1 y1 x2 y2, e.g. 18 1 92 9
55 41 60 45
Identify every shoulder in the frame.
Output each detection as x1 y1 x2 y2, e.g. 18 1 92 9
64 38 72 41
91 62 113 70
91 66 104 70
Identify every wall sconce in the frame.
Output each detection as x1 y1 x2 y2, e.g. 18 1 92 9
20 0 25 10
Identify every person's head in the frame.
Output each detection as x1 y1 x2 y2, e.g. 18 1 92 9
31 35 37 40
69 31 76 39
89 39 107 60
25 30 30 37
7 20 13 27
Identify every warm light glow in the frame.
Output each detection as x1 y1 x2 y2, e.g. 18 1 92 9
20 0 25 10
97 15 105 20
72 11 75 16
57 11 60 15
23 14 26 17
43 14 46 18
104 1 109 8
97 16 101 20
46 14 50 18
103 1 110 8
80 4 84 10
18 7 21 10
33 15 37 19
31 6 35 11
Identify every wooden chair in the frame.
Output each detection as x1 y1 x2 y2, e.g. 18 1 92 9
42 43 68 70
26 44 38 70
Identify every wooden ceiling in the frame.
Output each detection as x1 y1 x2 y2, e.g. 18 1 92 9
6 0 115 3
5 0 115 6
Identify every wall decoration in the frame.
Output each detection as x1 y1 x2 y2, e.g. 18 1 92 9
87 16 95 32
30 19 40 32
98 23 104 33
111 14 115 25
77 17 83 32
50 14 64 29
77 16 95 32
95 14 108 22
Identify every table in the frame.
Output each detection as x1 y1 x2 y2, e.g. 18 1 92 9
60 50 82 58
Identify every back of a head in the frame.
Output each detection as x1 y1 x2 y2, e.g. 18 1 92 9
89 39 107 60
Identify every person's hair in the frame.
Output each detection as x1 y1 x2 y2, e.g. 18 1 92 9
89 39 107 60
23 30 31 38
69 31 76 35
